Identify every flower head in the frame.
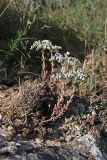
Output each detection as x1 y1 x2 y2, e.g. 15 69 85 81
30 40 62 51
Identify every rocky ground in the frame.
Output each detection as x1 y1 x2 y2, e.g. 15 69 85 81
0 116 107 160
0 77 107 160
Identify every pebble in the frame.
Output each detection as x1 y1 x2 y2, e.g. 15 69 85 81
60 136 65 141
35 138 43 144
46 140 61 146
65 135 72 142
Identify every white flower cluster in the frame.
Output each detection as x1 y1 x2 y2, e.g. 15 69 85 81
50 51 81 66
55 68 87 81
53 52 86 81
30 40 62 51
30 40 86 81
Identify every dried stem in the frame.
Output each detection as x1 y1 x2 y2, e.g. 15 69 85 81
41 50 47 83
41 81 73 125
50 51 56 78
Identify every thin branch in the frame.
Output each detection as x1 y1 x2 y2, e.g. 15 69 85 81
0 0 13 18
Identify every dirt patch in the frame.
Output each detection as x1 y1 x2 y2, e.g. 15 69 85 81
0 79 107 141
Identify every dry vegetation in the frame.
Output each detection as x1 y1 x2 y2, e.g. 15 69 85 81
0 0 107 142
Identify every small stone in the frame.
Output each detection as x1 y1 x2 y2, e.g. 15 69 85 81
35 138 43 144
46 140 61 146
75 125 80 131
60 136 65 141
15 143 21 147
65 135 72 142
92 110 96 116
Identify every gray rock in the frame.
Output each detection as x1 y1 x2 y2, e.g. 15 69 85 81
0 126 107 160
0 138 94 160
77 133 107 160
0 142 17 155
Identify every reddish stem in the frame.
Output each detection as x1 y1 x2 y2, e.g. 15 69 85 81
41 50 47 83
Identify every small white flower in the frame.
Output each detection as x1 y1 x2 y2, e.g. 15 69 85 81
66 51 70 56
64 73 69 78
55 73 62 80
30 40 62 51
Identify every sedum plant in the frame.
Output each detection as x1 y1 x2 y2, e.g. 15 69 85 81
30 40 87 124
